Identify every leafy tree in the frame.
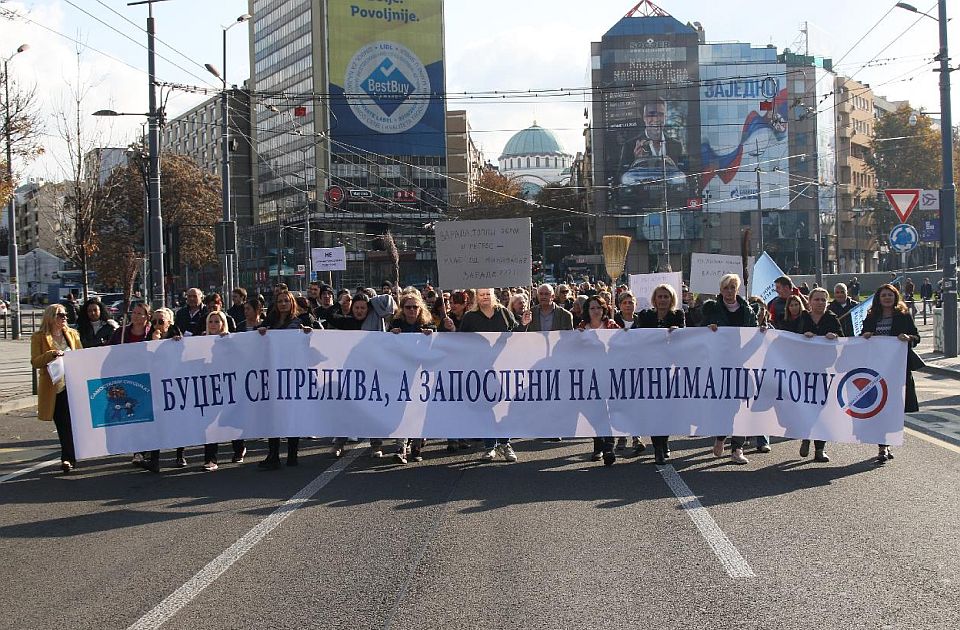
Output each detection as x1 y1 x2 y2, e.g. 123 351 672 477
474 169 523 208
93 153 221 287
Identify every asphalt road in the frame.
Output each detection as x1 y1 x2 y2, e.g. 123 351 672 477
1 373 959 630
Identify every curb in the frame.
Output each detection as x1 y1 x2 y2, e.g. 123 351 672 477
0 396 37 415
920 363 960 379
905 418 960 449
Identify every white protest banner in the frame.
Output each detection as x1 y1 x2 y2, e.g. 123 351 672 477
629 272 683 309
748 252 786 304
311 246 347 272
434 218 532 289
64 328 907 459
689 253 744 296
848 296 874 337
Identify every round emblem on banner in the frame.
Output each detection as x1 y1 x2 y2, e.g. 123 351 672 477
836 368 889 419
343 41 430 135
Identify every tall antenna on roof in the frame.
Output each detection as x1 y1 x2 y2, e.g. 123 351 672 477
624 0 670 17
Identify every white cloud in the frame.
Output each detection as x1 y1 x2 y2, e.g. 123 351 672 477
1 2 157 180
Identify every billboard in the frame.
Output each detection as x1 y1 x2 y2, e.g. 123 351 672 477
698 46 790 212
598 22 701 215
327 1 446 157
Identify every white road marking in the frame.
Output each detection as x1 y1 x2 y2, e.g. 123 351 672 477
905 427 960 454
0 457 60 483
126 448 361 630
658 464 756 579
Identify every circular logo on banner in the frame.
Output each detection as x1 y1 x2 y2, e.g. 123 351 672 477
836 368 889 419
344 41 430 135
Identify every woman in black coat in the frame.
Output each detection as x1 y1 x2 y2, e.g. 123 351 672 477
798 288 843 463
257 289 313 469
637 284 685 464
76 298 119 348
702 273 764 464
861 283 921 464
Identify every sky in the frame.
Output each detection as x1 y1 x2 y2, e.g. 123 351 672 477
1 0 956 180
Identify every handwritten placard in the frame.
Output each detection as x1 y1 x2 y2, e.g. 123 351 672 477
689 253 744 296
311 247 346 272
435 218 532 289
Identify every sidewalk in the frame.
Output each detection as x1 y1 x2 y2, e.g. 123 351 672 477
0 339 37 414
912 316 960 378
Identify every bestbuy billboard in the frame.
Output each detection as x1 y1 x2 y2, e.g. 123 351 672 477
327 1 446 157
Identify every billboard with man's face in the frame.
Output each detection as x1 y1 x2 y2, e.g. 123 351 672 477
597 27 701 215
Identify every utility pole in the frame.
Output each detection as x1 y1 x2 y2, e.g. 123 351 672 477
936 0 957 357
129 0 169 308
658 154 671 271
755 166 764 255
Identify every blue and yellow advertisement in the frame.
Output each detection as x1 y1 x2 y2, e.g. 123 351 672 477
328 0 446 157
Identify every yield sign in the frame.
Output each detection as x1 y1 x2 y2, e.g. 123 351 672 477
884 188 921 223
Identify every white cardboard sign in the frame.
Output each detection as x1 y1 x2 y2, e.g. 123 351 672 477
311 247 347 272
435 218 532 289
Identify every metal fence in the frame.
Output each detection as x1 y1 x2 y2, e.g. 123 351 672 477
0 311 43 339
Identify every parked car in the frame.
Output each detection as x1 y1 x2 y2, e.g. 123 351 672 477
106 299 145 319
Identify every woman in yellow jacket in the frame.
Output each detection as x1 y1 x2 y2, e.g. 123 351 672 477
31 304 83 473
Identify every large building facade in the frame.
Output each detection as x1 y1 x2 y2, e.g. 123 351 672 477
162 87 255 228
589 4 839 276
247 0 448 289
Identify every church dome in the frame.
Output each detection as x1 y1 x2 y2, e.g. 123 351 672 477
500 123 565 158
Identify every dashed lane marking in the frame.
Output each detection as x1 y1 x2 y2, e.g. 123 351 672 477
126 448 362 630
0 457 60 483
658 464 756 579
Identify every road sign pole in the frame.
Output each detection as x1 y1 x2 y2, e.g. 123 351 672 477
902 252 907 294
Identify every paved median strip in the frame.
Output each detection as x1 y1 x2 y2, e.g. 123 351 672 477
127 448 361 630
658 464 756 579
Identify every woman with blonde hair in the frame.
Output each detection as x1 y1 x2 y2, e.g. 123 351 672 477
199 310 241 471
460 287 531 462
702 273 766 464
387 291 436 462
637 283 686 464
31 304 83 473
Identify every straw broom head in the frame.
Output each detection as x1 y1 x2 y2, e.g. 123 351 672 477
602 234 632 281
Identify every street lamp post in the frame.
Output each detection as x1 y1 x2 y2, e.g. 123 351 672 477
3 43 28 339
896 0 956 356
205 13 251 298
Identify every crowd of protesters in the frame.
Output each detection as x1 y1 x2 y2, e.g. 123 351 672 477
32 273 919 476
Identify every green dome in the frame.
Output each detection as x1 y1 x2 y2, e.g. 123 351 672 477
500 123 566 158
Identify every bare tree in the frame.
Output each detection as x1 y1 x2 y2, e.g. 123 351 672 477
49 47 115 300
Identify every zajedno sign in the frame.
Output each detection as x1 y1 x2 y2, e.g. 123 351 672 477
64 329 908 459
